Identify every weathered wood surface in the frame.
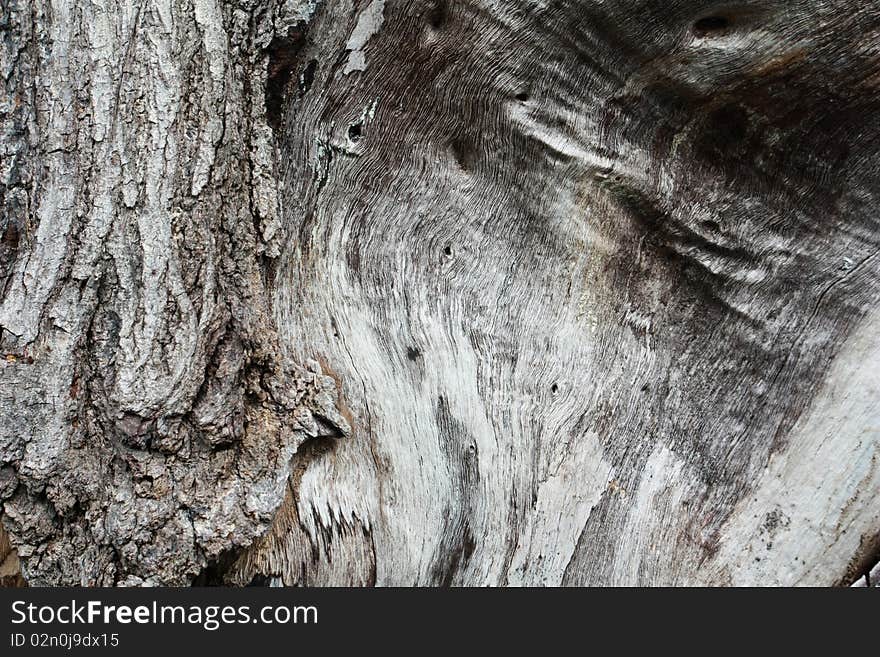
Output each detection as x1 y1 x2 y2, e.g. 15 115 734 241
2 0 879 586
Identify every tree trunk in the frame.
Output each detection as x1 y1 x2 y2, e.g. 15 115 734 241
2 0 879 586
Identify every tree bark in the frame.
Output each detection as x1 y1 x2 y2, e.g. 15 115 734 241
2 0 879 586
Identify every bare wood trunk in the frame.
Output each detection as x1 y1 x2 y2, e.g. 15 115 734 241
2 0 879 586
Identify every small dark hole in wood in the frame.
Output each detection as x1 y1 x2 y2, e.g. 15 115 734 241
443 245 453 257
300 59 317 93
192 549 240 585
515 91 529 102
551 383 559 394
348 122 363 142
247 574 271 587
693 15 730 37
450 137 477 171
702 220 720 232
264 24 308 132
3 223 20 250
427 0 448 29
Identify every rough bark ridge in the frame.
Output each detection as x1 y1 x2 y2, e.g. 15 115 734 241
0 0 347 586
2 0 880 587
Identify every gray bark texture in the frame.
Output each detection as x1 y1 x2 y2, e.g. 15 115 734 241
1 0 879 586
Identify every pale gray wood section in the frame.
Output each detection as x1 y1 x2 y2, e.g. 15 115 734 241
2 0 879 586
231 0 880 586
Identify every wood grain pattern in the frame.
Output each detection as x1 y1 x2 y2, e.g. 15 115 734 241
231 0 880 586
